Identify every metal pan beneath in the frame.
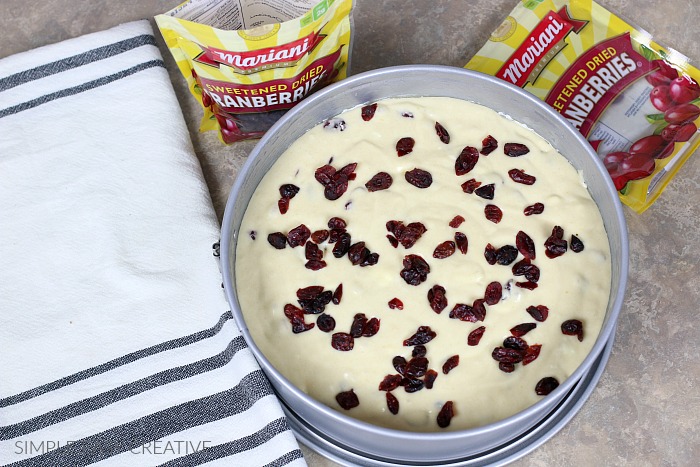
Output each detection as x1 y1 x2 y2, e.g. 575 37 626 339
285 333 615 467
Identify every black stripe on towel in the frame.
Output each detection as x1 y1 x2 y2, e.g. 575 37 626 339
157 418 302 466
0 311 234 407
0 59 165 119
6 371 275 467
0 34 157 92
0 335 249 439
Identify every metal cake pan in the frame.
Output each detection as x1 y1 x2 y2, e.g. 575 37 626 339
220 65 629 464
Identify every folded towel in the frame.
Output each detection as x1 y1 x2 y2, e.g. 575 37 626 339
0 20 305 466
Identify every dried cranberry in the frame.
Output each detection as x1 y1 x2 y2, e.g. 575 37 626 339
461 178 481 193
468 326 486 346
328 217 347 229
386 234 399 248
387 220 428 249
495 245 518 265
435 122 450 144
503 336 528 352
405 168 433 188
544 226 568 258
510 323 536 337
366 172 393 191
433 241 456 259
283 304 315 333
396 137 416 157
484 281 502 305
449 215 465 228
428 285 448 313
336 389 359 409
561 319 584 341
499 362 515 373
331 332 354 351
267 232 287 249
535 377 559 395
437 401 454 428
386 392 399 414
332 283 343 305
388 298 404 310
481 135 498 155
361 103 377 121
297 290 332 314
305 241 323 261
400 254 431 285
442 355 460 374
504 143 530 157
491 346 525 364
278 197 290 214
348 242 369 266
523 344 541 365
524 202 545 216
485 203 504 223
249 231 256 241
472 299 487 321
508 169 536 185
412 345 427 358
516 281 538 290
449 303 476 322
403 325 437 346
332 232 352 258
424 369 438 389
305 260 327 271
296 286 325 300
512 259 540 283
526 305 549 322
570 235 585 253
317 313 336 332
311 229 330 244
484 243 497 265
405 356 429 378
455 146 479 175
393 356 407 375
279 183 300 199
455 232 468 254
403 377 425 393
362 317 381 337
379 374 403 391
315 163 356 201
287 224 311 247
474 183 495 200
350 313 368 338
516 231 536 260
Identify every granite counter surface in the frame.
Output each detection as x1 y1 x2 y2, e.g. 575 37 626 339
3 1 699 465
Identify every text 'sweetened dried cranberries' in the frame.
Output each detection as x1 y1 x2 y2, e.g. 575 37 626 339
405 168 433 188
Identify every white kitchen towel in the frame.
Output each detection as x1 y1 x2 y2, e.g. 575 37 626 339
0 20 305 466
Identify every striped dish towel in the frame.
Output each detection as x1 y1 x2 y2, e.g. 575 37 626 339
0 20 305 467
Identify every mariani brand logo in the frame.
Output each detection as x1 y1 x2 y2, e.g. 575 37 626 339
195 28 326 74
497 7 588 87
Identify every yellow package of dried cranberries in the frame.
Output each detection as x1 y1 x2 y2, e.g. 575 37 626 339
465 0 700 213
156 0 353 144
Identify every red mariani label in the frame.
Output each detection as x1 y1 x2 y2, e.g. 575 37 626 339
199 46 342 113
544 33 654 136
196 30 325 74
497 8 586 87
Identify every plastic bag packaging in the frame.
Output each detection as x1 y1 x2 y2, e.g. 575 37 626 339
465 0 700 213
156 0 354 144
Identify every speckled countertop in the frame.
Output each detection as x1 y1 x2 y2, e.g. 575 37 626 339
4 1 699 465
